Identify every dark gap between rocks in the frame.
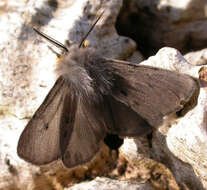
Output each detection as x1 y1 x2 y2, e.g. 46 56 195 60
115 0 165 58
115 0 207 58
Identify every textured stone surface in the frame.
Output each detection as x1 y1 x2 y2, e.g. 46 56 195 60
185 48 207 66
66 177 154 190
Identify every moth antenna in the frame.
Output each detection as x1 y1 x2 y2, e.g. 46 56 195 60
48 46 62 58
33 27 68 53
79 11 104 48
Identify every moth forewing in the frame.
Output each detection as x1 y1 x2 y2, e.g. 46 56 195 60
17 76 77 165
109 61 198 127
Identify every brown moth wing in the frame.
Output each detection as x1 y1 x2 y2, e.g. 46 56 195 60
111 63 198 127
61 97 106 168
105 96 153 137
17 76 77 165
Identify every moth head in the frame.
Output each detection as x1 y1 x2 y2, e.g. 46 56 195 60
32 11 104 75
32 11 113 98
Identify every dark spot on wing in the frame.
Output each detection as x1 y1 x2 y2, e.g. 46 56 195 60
44 123 49 130
63 130 68 138
74 152 81 163
148 83 154 88
120 89 128 96
166 6 171 13
134 100 140 106
147 73 153 79
64 151 70 160
64 115 71 124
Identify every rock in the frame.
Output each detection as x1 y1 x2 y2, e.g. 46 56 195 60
141 47 200 77
116 0 207 57
65 177 154 190
185 48 207 66
120 138 180 190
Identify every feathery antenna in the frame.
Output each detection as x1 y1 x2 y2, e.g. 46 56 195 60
33 11 104 51
33 27 68 52
79 11 104 48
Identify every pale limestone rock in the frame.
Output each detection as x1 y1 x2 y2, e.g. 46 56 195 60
185 49 207 66
141 47 201 80
65 177 154 190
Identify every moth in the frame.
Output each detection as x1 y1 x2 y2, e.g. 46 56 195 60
17 13 198 169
